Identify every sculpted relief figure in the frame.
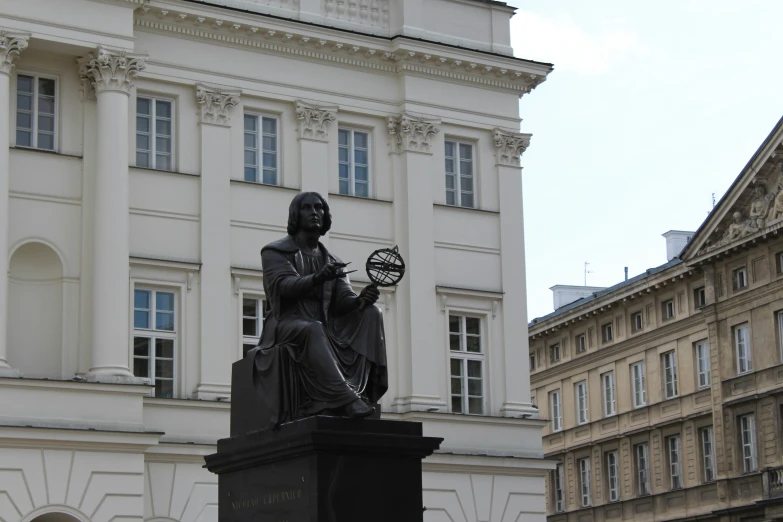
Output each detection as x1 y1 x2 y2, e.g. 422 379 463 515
767 174 783 223
748 184 774 230
250 192 388 428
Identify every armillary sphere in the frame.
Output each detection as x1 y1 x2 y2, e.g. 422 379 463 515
365 245 406 287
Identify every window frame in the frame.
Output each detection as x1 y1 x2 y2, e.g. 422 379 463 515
576 333 587 353
740 414 758 473
606 450 620 502
602 322 613 343
733 266 748 290
243 112 279 185
701 426 716 483
734 323 752 375
550 389 563 432
14 72 58 151
694 286 706 308
135 95 175 171
578 457 592 507
662 350 679 399
632 311 643 332
444 139 476 208
696 340 711 389
602 371 616 417
631 361 647 408
668 435 683 490
241 294 265 358
554 463 565 512
636 443 651 496
338 127 371 198
132 286 178 398
549 342 561 363
575 380 589 425
448 313 485 415
662 298 675 321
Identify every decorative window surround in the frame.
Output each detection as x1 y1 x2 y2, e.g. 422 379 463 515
0 32 29 76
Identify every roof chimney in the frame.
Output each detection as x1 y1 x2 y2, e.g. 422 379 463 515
662 230 695 261
550 284 607 310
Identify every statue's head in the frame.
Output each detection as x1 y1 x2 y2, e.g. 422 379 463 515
288 191 332 236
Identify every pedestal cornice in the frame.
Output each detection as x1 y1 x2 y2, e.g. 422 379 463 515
196 83 241 127
388 113 441 155
493 128 531 167
0 31 29 76
295 100 337 142
78 46 147 99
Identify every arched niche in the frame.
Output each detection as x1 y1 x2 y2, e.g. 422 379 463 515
8 241 64 379
30 513 83 522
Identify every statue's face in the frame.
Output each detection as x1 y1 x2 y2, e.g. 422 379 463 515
298 194 324 233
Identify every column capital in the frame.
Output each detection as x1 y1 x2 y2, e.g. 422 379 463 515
388 113 440 154
196 83 241 127
295 100 337 142
0 31 30 76
493 128 531 167
78 46 147 99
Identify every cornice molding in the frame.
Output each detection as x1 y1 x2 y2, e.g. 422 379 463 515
388 112 441 154
134 6 548 95
0 31 29 76
493 128 531 167
294 100 337 141
196 82 241 126
78 46 148 99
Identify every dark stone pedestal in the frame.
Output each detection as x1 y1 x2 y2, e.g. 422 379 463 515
204 416 442 522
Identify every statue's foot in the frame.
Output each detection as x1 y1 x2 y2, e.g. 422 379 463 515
344 399 374 419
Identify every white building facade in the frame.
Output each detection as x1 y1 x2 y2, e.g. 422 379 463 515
0 1 552 521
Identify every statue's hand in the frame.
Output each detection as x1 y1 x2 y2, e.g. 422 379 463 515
358 285 380 306
313 262 341 284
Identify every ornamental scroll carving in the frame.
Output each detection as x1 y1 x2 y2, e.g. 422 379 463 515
295 100 337 141
78 46 147 98
493 128 531 167
196 83 241 126
0 31 29 75
387 113 440 154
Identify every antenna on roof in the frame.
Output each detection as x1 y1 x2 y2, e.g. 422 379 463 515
712 192 716 208
584 262 593 286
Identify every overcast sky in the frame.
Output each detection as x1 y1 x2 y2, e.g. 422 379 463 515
508 0 783 320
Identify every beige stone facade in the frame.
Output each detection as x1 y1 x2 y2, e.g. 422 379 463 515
529 117 783 522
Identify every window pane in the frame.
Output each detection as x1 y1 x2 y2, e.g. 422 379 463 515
459 143 472 160
38 78 55 97
156 379 174 399
156 118 171 136
136 152 150 168
244 114 256 131
243 318 258 337
460 193 474 208
467 360 481 377
445 159 455 175
134 290 149 309
446 191 456 205
243 298 258 317
467 378 482 395
354 182 369 198
339 179 349 195
262 117 276 134
157 338 174 358
460 160 472 176
134 337 150 357
244 132 255 148
156 292 174 311
137 97 151 115
468 397 483 414
155 155 170 170
244 166 257 182
156 312 174 331
156 136 171 153
451 396 463 413
460 175 473 192
449 333 461 351
38 96 54 115
354 132 368 148
355 166 368 181
16 111 31 130
466 336 480 353
466 317 480 335
338 129 349 146
445 141 455 157
245 150 257 166
355 149 368 165
263 170 277 185
262 152 276 168
17 75 33 93
338 146 349 163
133 358 148 378
262 135 276 151
136 134 150 151
450 358 462 376
156 359 174 381
137 116 150 133
156 100 171 118
450 377 461 394
37 133 54 151
449 315 461 333
134 310 149 329
338 163 350 180
17 93 31 111
446 173 455 189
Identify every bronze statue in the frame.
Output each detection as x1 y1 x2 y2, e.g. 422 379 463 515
250 192 388 428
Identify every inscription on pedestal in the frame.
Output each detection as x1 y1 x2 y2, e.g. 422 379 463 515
221 459 310 522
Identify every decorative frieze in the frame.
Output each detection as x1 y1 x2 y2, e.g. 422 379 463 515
295 100 337 141
493 128 532 167
196 83 241 126
387 113 440 154
78 46 147 98
0 31 29 76
323 0 390 29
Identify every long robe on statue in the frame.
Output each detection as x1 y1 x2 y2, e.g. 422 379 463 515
250 235 388 429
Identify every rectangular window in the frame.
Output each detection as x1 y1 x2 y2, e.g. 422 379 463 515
579 457 592 507
549 343 561 363
136 97 173 170
529 353 535 371
607 451 620 502
636 443 651 496
735 324 752 374
662 299 675 320
554 463 565 512
778 312 783 364
550 390 562 432
242 297 264 357
740 414 757 473
696 341 711 388
244 114 278 185
734 266 747 290
631 361 647 407
133 288 176 398
632 311 643 332
575 380 589 425
602 371 616 417
338 129 369 197
16 74 56 150
602 322 613 343
576 334 587 353
701 426 715 482
662 350 678 399
449 314 483 414
695 286 706 308
668 436 682 489
445 140 474 208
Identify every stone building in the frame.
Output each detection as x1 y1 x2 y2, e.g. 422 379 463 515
529 119 783 522
0 0 552 521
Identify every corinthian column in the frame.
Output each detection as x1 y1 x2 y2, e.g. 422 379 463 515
387 112 445 412
0 31 29 377
79 47 147 382
196 83 240 400
295 100 336 197
492 128 537 416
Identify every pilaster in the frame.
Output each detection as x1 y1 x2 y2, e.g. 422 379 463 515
388 112 445 412
493 128 537 416
0 31 29 377
295 100 336 196
79 46 147 383
197 83 240 400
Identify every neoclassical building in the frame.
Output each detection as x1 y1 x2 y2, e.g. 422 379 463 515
0 1 552 521
530 119 783 522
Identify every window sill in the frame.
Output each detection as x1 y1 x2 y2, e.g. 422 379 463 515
434 203 499 214
230 179 298 190
11 146 82 159
130 165 199 177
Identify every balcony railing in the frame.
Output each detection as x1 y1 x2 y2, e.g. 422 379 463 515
764 467 783 499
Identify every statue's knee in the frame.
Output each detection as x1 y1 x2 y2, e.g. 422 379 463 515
304 321 325 336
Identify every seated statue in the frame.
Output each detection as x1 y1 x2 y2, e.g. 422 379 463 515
249 192 388 429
